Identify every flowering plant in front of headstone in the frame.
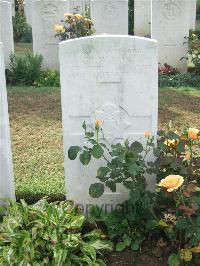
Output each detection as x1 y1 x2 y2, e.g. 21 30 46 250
54 13 95 41
68 120 155 199
68 121 200 264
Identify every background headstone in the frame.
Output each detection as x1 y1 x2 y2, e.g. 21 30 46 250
190 0 197 30
68 0 90 13
134 0 151 37
24 0 33 26
31 0 68 70
7 0 15 16
91 0 128 35
60 35 158 209
0 1 14 69
151 0 190 73
0 42 15 201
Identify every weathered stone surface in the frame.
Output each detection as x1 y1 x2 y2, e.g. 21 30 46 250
190 0 196 30
60 35 158 209
0 1 14 68
134 0 151 37
0 42 15 200
91 0 128 34
24 0 33 26
31 0 68 70
151 0 190 72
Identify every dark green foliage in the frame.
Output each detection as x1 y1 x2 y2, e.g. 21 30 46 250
0 199 112 265
6 53 43 85
90 189 156 252
128 0 134 35
13 13 32 42
159 73 200 88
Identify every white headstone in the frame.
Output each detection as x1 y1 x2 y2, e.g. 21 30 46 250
7 0 15 16
60 35 158 209
0 1 14 69
190 0 196 30
68 0 90 14
0 42 15 201
24 0 33 26
31 0 68 70
91 0 128 35
151 0 190 73
134 0 151 37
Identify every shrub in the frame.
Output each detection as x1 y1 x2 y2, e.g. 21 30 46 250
151 127 200 183
68 121 200 264
159 73 200 88
54 13 95 41
13 12 32 42
6 53 43 85
34 70 60 87
157 175 200 265
0 199 112 265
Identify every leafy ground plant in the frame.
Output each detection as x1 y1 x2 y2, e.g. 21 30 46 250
0 199 112 265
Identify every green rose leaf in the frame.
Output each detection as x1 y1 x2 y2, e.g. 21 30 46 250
97 167 110 177
89 183 104 198
105 180 116 192
68 146 82 160
91 145 104 159
80 150 91 165
128 164 140 176
130 141 143 154
116 242 126 252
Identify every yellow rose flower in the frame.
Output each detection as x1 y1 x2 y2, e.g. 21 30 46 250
188 128 199 140
164 139 179 147
158 175 184 192
95 119 104 127
74 14 83 20
144 130 151 138
54 24 65 33
64 12 73 17
191 246 200 253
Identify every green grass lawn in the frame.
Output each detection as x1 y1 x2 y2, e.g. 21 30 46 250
15 43 33 56
7 86 200 202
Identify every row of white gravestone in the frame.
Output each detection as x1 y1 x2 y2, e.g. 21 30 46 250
0 34 158 208
0 0 14 69
135 0 195 72
27 0 197 72
0 42 15 201
28 0 127 70
135 0 197 37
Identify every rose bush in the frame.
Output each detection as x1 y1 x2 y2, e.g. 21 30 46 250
68 121 200 264
54 12 95 41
